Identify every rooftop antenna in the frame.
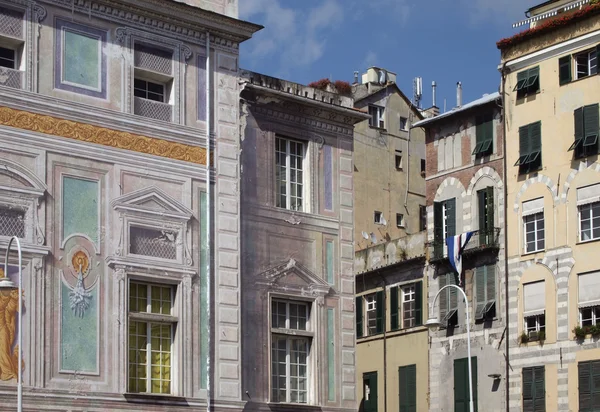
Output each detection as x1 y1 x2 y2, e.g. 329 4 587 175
432 81 437 107
413 77 423 109
353 71 359 85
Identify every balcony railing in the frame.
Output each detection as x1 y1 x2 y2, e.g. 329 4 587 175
134 97 172 122
0 67 23 90
428 227 500 262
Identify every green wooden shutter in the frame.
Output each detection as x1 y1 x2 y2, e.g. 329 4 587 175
592 360 600 409
356 296 363 338
415 281 423 326
399 365 417 412
559 55 572 85
573 107 585 157
527 66 540 93
375 290 384 334
486 265 496 307
434 202 444 258
399 366 408 412
475 266 486 304
472 357 478 412
523 367 534 412
478 190 486 235
579 361 592 411
439 274 448 321
446 198 456 237
454 358 468 412
475 116 483 145
583 104 599 153
517 125 530 166
595 45 600 75
449 271 458 311
528 122 542 171
390 286 399 331
486 186 494 234
533 366 546 412
364 372 378 412
514 70 527 92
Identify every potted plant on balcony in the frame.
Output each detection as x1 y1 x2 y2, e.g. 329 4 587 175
573 326 587 341
519 331 529 345
537 330 546 345
591 325 600 339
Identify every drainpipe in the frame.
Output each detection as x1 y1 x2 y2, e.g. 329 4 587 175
403 105 413 210
377 270 388 412
205 30 212 412
500 61 510 412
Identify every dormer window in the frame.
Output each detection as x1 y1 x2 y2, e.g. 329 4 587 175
133 43 174 122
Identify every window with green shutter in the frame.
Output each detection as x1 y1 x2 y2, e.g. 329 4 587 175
477 187 494 246
569 104 599 158
472 113 494 157
559 55 572 85
375 290 384 334
514 66 540 98
454 357 478 412
523 366 545 412
356 296 363 338
433 199 455 259
438 273 458 328
515 121 542 174
399 364 417 412
474 265 496 321
363 372 378 412
578 360 600 411
391 286 399 331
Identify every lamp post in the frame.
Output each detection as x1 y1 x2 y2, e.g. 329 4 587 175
0 236 23 412
426 284 474 412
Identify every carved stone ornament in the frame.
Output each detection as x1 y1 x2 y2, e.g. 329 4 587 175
257 258 331 297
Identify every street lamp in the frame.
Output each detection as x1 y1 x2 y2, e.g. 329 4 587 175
426 284 474 412
0 236 23 412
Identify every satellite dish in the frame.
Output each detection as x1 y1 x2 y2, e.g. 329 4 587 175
370 232 377 244
362 231 369 240
378 70 387 85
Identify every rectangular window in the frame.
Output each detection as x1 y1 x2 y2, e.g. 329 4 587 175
477 187 494 246
515 121 542 174
523 281 545 340
433 198 455 258
0 46 16 69
130 226 177 260
0 206 25 238
134 78 165 102
399 116 408 131
420 159 426 176
578 360 600 411
133 43 174 122
514 66 540 98
438 273 458 328
368 105 385 129
419 205 427 232
398 365 417 412
474 265 496 321
570 104 599 158
396 213 404 228
523 366 545 412
523 212 545 253
128 282 175 394
559 55 572 85
402 285 415 328
363 372 378 412
579 272 600 327
579 202 600 241
390 282 423 331
472 113 493 157
395 150 403 170
271 300 311 404
365 293 378 335
575 48 598 79
454 357 478 412
374 211 385 225
275 136 306 212
358 291 383 337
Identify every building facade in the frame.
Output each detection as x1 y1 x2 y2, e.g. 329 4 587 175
238 71 369 411
415 91 507 412
499 1 600 410
0 0 260 410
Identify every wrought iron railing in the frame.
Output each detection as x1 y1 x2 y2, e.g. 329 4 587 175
428 227 500 261
134 97 173 122
0 67 23 90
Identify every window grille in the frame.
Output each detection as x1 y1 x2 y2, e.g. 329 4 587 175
134 44 173 75
0 7 24 39
130 226 177 259
0 207 25 238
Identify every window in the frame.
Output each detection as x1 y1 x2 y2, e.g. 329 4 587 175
569 104 599 158
522 366 545 412
433 198 455 258
454 357 478 412
580 202 600 241
575 48 598 79
524 212 544 253
399 116 408 131
396 213 404 228
133 43 174 122
474 265 496 321
398 365 417 412
356 291 383 337
0 206 25 238
275 136 306 212
0 46 15 69
559 55 572 85
374 211 385 225
128 282 175 394
134 79 165 102
419 205 427 232
271 300 311 404
368 105 385 129
420 159 426 176
0 7 24 90
578 360 600 411
514 66 539 98
515 122 542 174
472 113 493 157
363 372 378 412
477 187 494 246
579 272 600 327
438 273 458 328
523 281 545 340
390 282 423 331
395 150 403 170
130 226 177 260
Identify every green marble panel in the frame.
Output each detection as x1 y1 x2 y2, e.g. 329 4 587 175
63 29 100 88
62 177 99 243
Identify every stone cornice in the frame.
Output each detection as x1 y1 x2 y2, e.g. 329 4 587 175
39 0 262 52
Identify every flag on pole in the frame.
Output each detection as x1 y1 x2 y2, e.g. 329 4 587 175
446 232 474 284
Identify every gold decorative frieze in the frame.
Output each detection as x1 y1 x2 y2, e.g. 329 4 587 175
0 106 208 165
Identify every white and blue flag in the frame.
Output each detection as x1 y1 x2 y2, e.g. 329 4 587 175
446 232 474 284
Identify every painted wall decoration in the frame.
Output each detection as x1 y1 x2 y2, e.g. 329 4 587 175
0 265 23 382
62 176 99 245
69 251 92 317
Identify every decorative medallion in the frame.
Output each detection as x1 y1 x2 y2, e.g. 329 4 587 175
69 250 92 318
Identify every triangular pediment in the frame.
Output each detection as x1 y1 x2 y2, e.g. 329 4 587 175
111 186 193 220
260 259 331 296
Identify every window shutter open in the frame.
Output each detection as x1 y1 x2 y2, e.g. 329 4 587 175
596 45 600 75
375 290 384 334
446 198 456 237
434 202 443 240
476 116 483 145
486 265 496 307
415 281 423 326
571 107 585 155
390 287 399 331
530 121 542 153
559 55 572 85
475 266 486 306
449 272 458 311
472 357 478 411
583 104 599 152
478 190 486 233
486 187 494 233
516 125 530 166
439 274 448 321
356 296 363 338
579 362 592 411
454 358 467 412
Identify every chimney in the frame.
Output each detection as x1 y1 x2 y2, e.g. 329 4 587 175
432 80 437 107
353 71 359 85
456 81 462 108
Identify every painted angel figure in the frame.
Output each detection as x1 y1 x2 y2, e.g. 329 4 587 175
69 263 92 318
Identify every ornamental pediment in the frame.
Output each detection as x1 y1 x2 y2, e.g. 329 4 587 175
259 259 331 296
111 186 193 221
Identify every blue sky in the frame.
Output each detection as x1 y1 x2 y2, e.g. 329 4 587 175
239 0 540 109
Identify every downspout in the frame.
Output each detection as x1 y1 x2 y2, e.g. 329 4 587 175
500 61 510 412
404 105 413 209
377 271 388 412
205 30 211 412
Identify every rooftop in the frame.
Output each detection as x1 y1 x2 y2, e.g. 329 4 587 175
412 92 500 128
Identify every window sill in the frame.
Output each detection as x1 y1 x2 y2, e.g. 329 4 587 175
267 402 320 411
368 126 387 131
123 393 187 403
271 328 314 337
522 249 545 257
577 237 600 246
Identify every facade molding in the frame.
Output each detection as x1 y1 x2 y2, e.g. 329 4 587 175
513 173 559 212
560 161 600 202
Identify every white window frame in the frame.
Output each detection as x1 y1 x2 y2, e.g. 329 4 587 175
270 299 313 404
402 285 416 329
442 202 449 240
524 313 545 337
575 48 598 79
369 105 385 129
275 136 308 212
580 306 600 327
365 293 377 336
579 201 600 242
523 212 545 253
399 116 408 131
396 213 404 228
395 150 403 170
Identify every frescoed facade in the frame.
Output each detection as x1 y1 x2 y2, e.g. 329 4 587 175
499 1 600 410
0 0 260 410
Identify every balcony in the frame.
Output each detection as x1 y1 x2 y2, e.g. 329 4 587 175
427 227 500 262
134 97 172 122
0 67 23 90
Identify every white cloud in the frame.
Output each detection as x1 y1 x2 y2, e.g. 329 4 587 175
362 51 378 69
460 0 540 25
240 0 344 73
